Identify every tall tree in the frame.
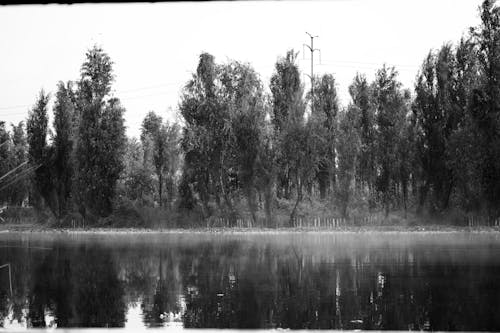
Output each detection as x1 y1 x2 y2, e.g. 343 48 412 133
140 111 163 169
446 37 483 212
336 105 361 218
99 98 126 213
310 74 339 199
26 90 53 212
254 116 277 226
121 137 154 205
141 112 181 208
179 53 223 217
270 50 305 200
75 46 125 218
470 0 500 218
413 44 463 212
222 61 266 224
8 122 28 206
0 122 11 203
52 81 75 217
350 73 376 205
373 65 405 216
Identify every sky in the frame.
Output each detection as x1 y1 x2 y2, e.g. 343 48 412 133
0 0 484 139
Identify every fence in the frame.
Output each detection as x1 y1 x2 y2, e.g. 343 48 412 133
204 214 388 228
466 215 500 227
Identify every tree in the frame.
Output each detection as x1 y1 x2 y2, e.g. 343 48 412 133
222 61 267 224
254 116 277 226
0 122 11 203
180 53 268 223
121 137 154 205
52 81 75 217
395 90 413 217
98 98 126 213
350 73 376 203
26 90 53 212
413 44 466 213
141 112 181 208
270 50 305 200
469 0 500 219
445 37 483 212
309 74 339 199
336 105 361 218
75 46 125 218
154 122 180 208
179 53 220 217
8 122 28 206
140 111 163 169
373 65 405 216
281 118 319 225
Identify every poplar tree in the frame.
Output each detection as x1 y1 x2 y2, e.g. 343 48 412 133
75 46 126 218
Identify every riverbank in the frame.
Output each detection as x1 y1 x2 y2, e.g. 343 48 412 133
1 222 500 234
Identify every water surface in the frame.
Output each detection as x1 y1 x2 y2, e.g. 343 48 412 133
1 231 500 330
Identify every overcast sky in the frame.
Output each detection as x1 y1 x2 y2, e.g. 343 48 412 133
0 0 483 138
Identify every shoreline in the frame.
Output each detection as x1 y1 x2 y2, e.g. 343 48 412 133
1 224 500 234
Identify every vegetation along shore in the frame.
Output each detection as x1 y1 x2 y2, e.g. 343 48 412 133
2 1 500 229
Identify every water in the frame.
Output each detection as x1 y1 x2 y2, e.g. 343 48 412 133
1 231 500 330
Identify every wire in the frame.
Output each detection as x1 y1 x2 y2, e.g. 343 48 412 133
0 60 421 112
0 81 186 114
119 91 181 101
0 163 42 193
0 161 28 183
298 57 419 69
116 82 181 94
0 105 31 112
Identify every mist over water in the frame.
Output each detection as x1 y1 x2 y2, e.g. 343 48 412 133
1 232 500 330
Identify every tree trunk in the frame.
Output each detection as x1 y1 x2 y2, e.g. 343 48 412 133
246 185 258 227
264 182 274 227
318 168 329 200
289 193 301 227
417 181 429 215
158 172 163 207
289 172 302 227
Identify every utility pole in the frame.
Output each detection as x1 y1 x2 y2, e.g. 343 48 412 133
304 32 321 114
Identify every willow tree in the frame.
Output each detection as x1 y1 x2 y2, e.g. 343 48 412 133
178 53 223 217
179 54 267 223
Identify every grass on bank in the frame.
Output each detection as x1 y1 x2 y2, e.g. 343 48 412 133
1 196 498 230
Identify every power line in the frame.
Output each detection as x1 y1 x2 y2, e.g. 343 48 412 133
0 59 422 114
317 59 419 69
115 81 182 94
0 161 28 183
0 163 42 193
0 104 31 111
119 91 181 101
317 62 417 73
0 81 186 114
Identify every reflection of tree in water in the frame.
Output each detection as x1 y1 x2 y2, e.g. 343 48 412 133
179 242 340 329
0 291 8 326
27 244 126 328
141 249 183 327
172 240 500 330
4 235 500 330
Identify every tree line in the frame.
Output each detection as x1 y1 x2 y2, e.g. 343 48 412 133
1 0 499 226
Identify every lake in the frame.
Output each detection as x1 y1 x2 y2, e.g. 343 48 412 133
1 231 500 330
